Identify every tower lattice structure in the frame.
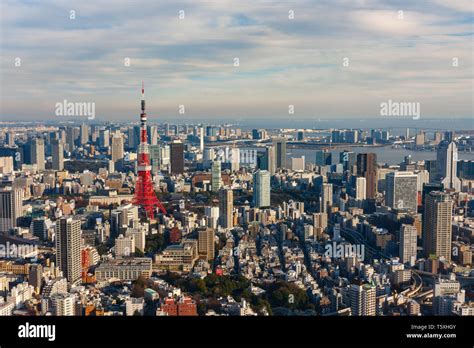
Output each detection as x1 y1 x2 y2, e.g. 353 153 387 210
133 83 167 219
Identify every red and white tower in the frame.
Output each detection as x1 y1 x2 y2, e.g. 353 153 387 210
133 83 167 219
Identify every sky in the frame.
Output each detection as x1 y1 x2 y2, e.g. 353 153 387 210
0 0 473 122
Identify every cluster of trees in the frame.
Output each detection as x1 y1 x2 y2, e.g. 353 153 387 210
145 233 165 255
263 282 315 312
162 273 314 315
163 273 249 298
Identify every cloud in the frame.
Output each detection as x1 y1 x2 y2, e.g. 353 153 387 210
0 0 472 121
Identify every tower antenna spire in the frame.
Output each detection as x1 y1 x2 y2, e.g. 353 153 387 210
133 82 167 218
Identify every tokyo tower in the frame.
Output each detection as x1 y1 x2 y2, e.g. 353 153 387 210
132 82 167 219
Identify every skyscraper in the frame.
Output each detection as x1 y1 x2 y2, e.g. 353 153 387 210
111 131 124 167
350 282 376 316
0 187 23 233
321 183 333 213
31 137 45 171
272 137 287 169
423 191 452 261
66 126 76 152
422 183 444 206
149 145 161 175
211 160 222 192
386 172 418 211
30 217 49 240
200 126 204 153
128 126 141 150
259 146 275 174
355 177 366 200
340 151 356 172
99 129 110 148
229 147 240 172
80 123 89 145
436 140 461 191
55 217 82 285
6 130 15 147
357 153 377 199
28 264 43 292
313 212 328 240
198 228 215 261
52 139 64 171
115 234 135 257
253 170 271 208
219 188 233 229
170 141 184 174
316 150 332 167
399 224 417 264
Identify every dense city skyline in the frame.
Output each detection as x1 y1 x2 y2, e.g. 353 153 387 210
0 2 472 346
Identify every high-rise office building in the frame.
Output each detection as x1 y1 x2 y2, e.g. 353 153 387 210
149 145 161 175
350 282 376 316
399 224 418 265
355 177 366 200
211 160 222 192
170 141 184 174
357 153 377 199
457 160 474 180
313 212 328 240
316 150 332 167
423 191 452 261
386 171 418 211
66 127 76 152
6 130 15 147
198 228 215 261
204 206 219 229
321 183 333 213
253 170 271 208
30 217 50 240
55 217 82 285
52 140 64 171
422 183 444 206
80 123 89 145
128 126 141 150
115 234 135 257
199 126 204 153
111 131 124 168
340 151 356 172
272 137 287 169
229 147 240 172
31 138 45 171
415 131 425 146
0 188 23 233
90 125 98 144
436 141 461 191
28 264 43 292
99 129 110 148
219 188 233 229
258 146 275 175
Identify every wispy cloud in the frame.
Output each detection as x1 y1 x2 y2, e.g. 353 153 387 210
0 0 472 121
